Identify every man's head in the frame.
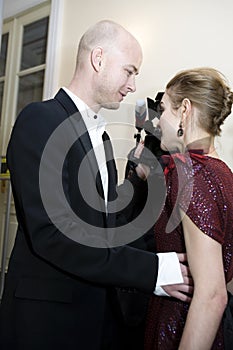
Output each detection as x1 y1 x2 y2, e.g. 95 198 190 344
69 20 143 112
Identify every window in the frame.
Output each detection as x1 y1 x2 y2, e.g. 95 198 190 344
0 2 50 155
17 16 49 115
0 33 9 126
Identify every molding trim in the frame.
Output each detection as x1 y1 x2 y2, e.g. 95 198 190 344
43 0 64 99
0 0 3 41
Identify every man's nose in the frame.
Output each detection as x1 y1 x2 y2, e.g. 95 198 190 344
127 75 136 93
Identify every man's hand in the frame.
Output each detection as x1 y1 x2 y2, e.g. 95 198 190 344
163 253 193 302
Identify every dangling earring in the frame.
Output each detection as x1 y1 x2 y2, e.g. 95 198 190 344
177 121 184 137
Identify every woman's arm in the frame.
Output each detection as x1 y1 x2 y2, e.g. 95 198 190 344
178 210 227 350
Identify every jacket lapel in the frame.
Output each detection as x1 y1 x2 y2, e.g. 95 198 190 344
54 89 105 209
102 131 117 202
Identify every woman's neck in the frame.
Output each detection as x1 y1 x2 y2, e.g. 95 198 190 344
186 137 219 158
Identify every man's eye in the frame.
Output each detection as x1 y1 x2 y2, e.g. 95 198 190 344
126 69 133 77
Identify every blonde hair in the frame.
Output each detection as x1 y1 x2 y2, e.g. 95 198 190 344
166 67 233 136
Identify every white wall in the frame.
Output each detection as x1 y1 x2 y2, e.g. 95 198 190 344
56 0 233 172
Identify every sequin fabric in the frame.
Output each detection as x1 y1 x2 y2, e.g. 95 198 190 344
144 152 233 350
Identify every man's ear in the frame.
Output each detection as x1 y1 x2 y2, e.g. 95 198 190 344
91 47 103 72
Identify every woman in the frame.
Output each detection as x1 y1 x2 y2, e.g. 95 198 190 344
145 67 233 349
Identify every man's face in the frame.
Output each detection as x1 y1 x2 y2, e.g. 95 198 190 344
96 41 143 110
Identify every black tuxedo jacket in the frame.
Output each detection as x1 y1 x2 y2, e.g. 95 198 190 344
0 89 158 350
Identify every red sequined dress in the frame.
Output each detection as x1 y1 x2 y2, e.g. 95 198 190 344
144 151 233 350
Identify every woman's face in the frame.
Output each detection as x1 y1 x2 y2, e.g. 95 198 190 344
158 91 183 152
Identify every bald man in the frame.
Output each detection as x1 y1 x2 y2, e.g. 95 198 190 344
0 20 191 350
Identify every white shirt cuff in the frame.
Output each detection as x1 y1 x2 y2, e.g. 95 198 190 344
154 252 184 296
154 285 170 296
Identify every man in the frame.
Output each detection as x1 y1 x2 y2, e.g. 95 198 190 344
0 20 191 350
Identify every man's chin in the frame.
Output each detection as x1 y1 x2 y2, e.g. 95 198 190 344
102 102 120 110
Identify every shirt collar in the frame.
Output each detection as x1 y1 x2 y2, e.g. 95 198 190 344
62 87 106 132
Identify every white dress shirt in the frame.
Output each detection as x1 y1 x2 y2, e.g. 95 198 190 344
63 87 108 209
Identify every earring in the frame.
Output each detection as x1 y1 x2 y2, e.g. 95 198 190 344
177 121 184 137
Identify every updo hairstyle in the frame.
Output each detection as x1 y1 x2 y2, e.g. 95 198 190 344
166 67 233 136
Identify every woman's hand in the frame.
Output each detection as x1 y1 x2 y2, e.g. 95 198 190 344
133 142 150 180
